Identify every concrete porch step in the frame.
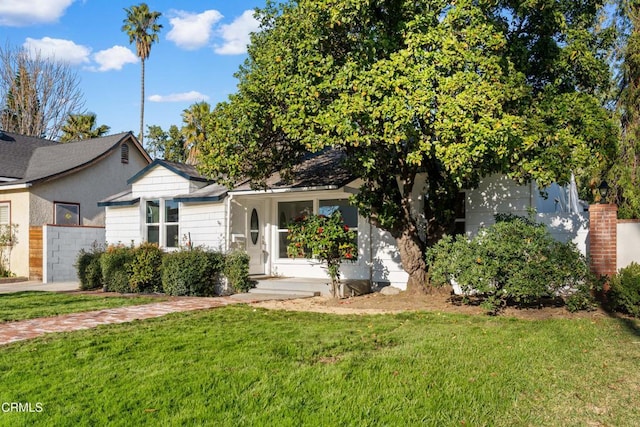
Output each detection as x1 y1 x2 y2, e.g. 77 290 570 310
248 288 320 297
250 276 330 297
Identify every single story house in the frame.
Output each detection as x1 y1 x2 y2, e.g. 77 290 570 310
0 131 151 279
100 151 586 293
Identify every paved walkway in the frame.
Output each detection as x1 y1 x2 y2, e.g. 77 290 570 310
0 297 246 346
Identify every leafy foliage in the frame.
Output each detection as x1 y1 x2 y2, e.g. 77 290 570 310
75 244 104 290
427 216 594 314
161 248 225 296
199 0 617 290
223 250 252 293
145 124 187 162
129 242 163 293
59 113 110 142
100 244 135 293
0 224 17 278
608 262 640 317
287 212 357 297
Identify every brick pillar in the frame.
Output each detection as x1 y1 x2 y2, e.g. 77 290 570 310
589 204 618 280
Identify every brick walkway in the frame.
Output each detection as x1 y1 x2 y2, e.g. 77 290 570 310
0 297 243 346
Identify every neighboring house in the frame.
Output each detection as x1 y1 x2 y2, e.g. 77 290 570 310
0 131 151 279
101 151 585 292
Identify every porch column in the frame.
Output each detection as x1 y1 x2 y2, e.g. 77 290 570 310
589 203 618 283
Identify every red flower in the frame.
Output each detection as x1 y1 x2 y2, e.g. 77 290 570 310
343 225 349 231
345 252 353 259
317 227 324 234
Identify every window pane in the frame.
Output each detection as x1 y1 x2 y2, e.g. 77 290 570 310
278 231 289 258
147 225 159 244
319 199 358 228
165 200 179 223
0 204 8 225
146 200 159 223
55 203 79 225
277 201 313 229
166 225 179 248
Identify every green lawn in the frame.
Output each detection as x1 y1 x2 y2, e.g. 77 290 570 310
0 306 638 426
0 292 164 322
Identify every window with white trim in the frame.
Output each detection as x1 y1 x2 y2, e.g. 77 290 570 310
277 199 358 259
54 202 80 225
146 199 179 248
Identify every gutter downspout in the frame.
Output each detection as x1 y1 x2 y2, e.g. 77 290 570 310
225 193 233 253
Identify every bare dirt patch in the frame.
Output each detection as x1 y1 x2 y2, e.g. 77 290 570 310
251 286 611 320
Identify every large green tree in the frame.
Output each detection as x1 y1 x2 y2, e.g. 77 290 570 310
606 0 640 218
145 124 187 162
59 113 110 142
199 0 617 291
122 3 162 145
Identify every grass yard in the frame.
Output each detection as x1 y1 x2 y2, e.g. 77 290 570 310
0 306 638 426
0 292 164 322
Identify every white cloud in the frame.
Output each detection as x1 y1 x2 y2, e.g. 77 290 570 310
166 9 223 50
214 9 260 55
23 37 90 65
91 46 138 72
148 91 209 103
0 0 74 26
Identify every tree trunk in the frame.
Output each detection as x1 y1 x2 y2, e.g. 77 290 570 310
395 228 428 293
140 58 145 145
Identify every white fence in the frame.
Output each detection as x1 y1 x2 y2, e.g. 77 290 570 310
43 225 105 283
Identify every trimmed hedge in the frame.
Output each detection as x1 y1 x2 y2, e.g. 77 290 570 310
100 245 135 293
76 246 104 290
224 250 252 293
161 248 225 296
129 242 164 293
608 262 640 317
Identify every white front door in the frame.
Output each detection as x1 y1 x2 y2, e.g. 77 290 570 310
246 204 265 275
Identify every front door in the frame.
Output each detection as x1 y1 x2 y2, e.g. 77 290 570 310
246 204 265 275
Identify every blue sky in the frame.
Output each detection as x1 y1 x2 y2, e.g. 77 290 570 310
0 0 266 137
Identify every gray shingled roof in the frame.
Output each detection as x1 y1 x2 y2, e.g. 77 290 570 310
127 159 211 184
0 131 57 180
0 132 143 186
232 149 355 192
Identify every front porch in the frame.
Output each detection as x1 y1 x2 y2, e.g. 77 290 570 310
249 276 373 298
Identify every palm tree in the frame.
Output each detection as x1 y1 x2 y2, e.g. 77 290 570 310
181 101 212 165
122 3 162 145
59 113 110 142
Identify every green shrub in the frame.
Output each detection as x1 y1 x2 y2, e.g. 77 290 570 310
129 242 164 293
608 262 640 317
224 250 252 293
162 248 224 296
75 245 104 290
100 244 135 293
427 215 594 314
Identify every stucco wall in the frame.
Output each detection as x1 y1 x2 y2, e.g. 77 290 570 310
43 225 105 283
618 221 640 270
29 143 148 226
0 190 30 277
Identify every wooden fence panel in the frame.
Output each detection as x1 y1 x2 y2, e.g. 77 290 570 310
29 226 42 280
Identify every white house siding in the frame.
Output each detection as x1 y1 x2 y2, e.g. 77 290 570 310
465 174 534 236
180 202 227 251
370 226 409 289
131 166 203 199
104 205 141 246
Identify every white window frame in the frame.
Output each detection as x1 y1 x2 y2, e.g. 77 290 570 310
276 198 359 259
0 202 9 226
144 198 180 248
54 202 80 226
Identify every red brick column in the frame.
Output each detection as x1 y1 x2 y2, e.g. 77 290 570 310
589 204 618 280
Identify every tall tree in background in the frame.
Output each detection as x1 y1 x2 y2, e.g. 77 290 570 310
122 3 162 145
199 0 617 291
145 124 186 162
59 113 110 142
0 44 84 140
607 0 640 218
182 101 212 165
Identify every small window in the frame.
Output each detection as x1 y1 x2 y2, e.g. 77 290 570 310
54 202 80 225
145 199 179 247
278 200 312 258
250 208 259 245
121 143 129 164
0 202 9 226
146 200 160 245
164 200 179 248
